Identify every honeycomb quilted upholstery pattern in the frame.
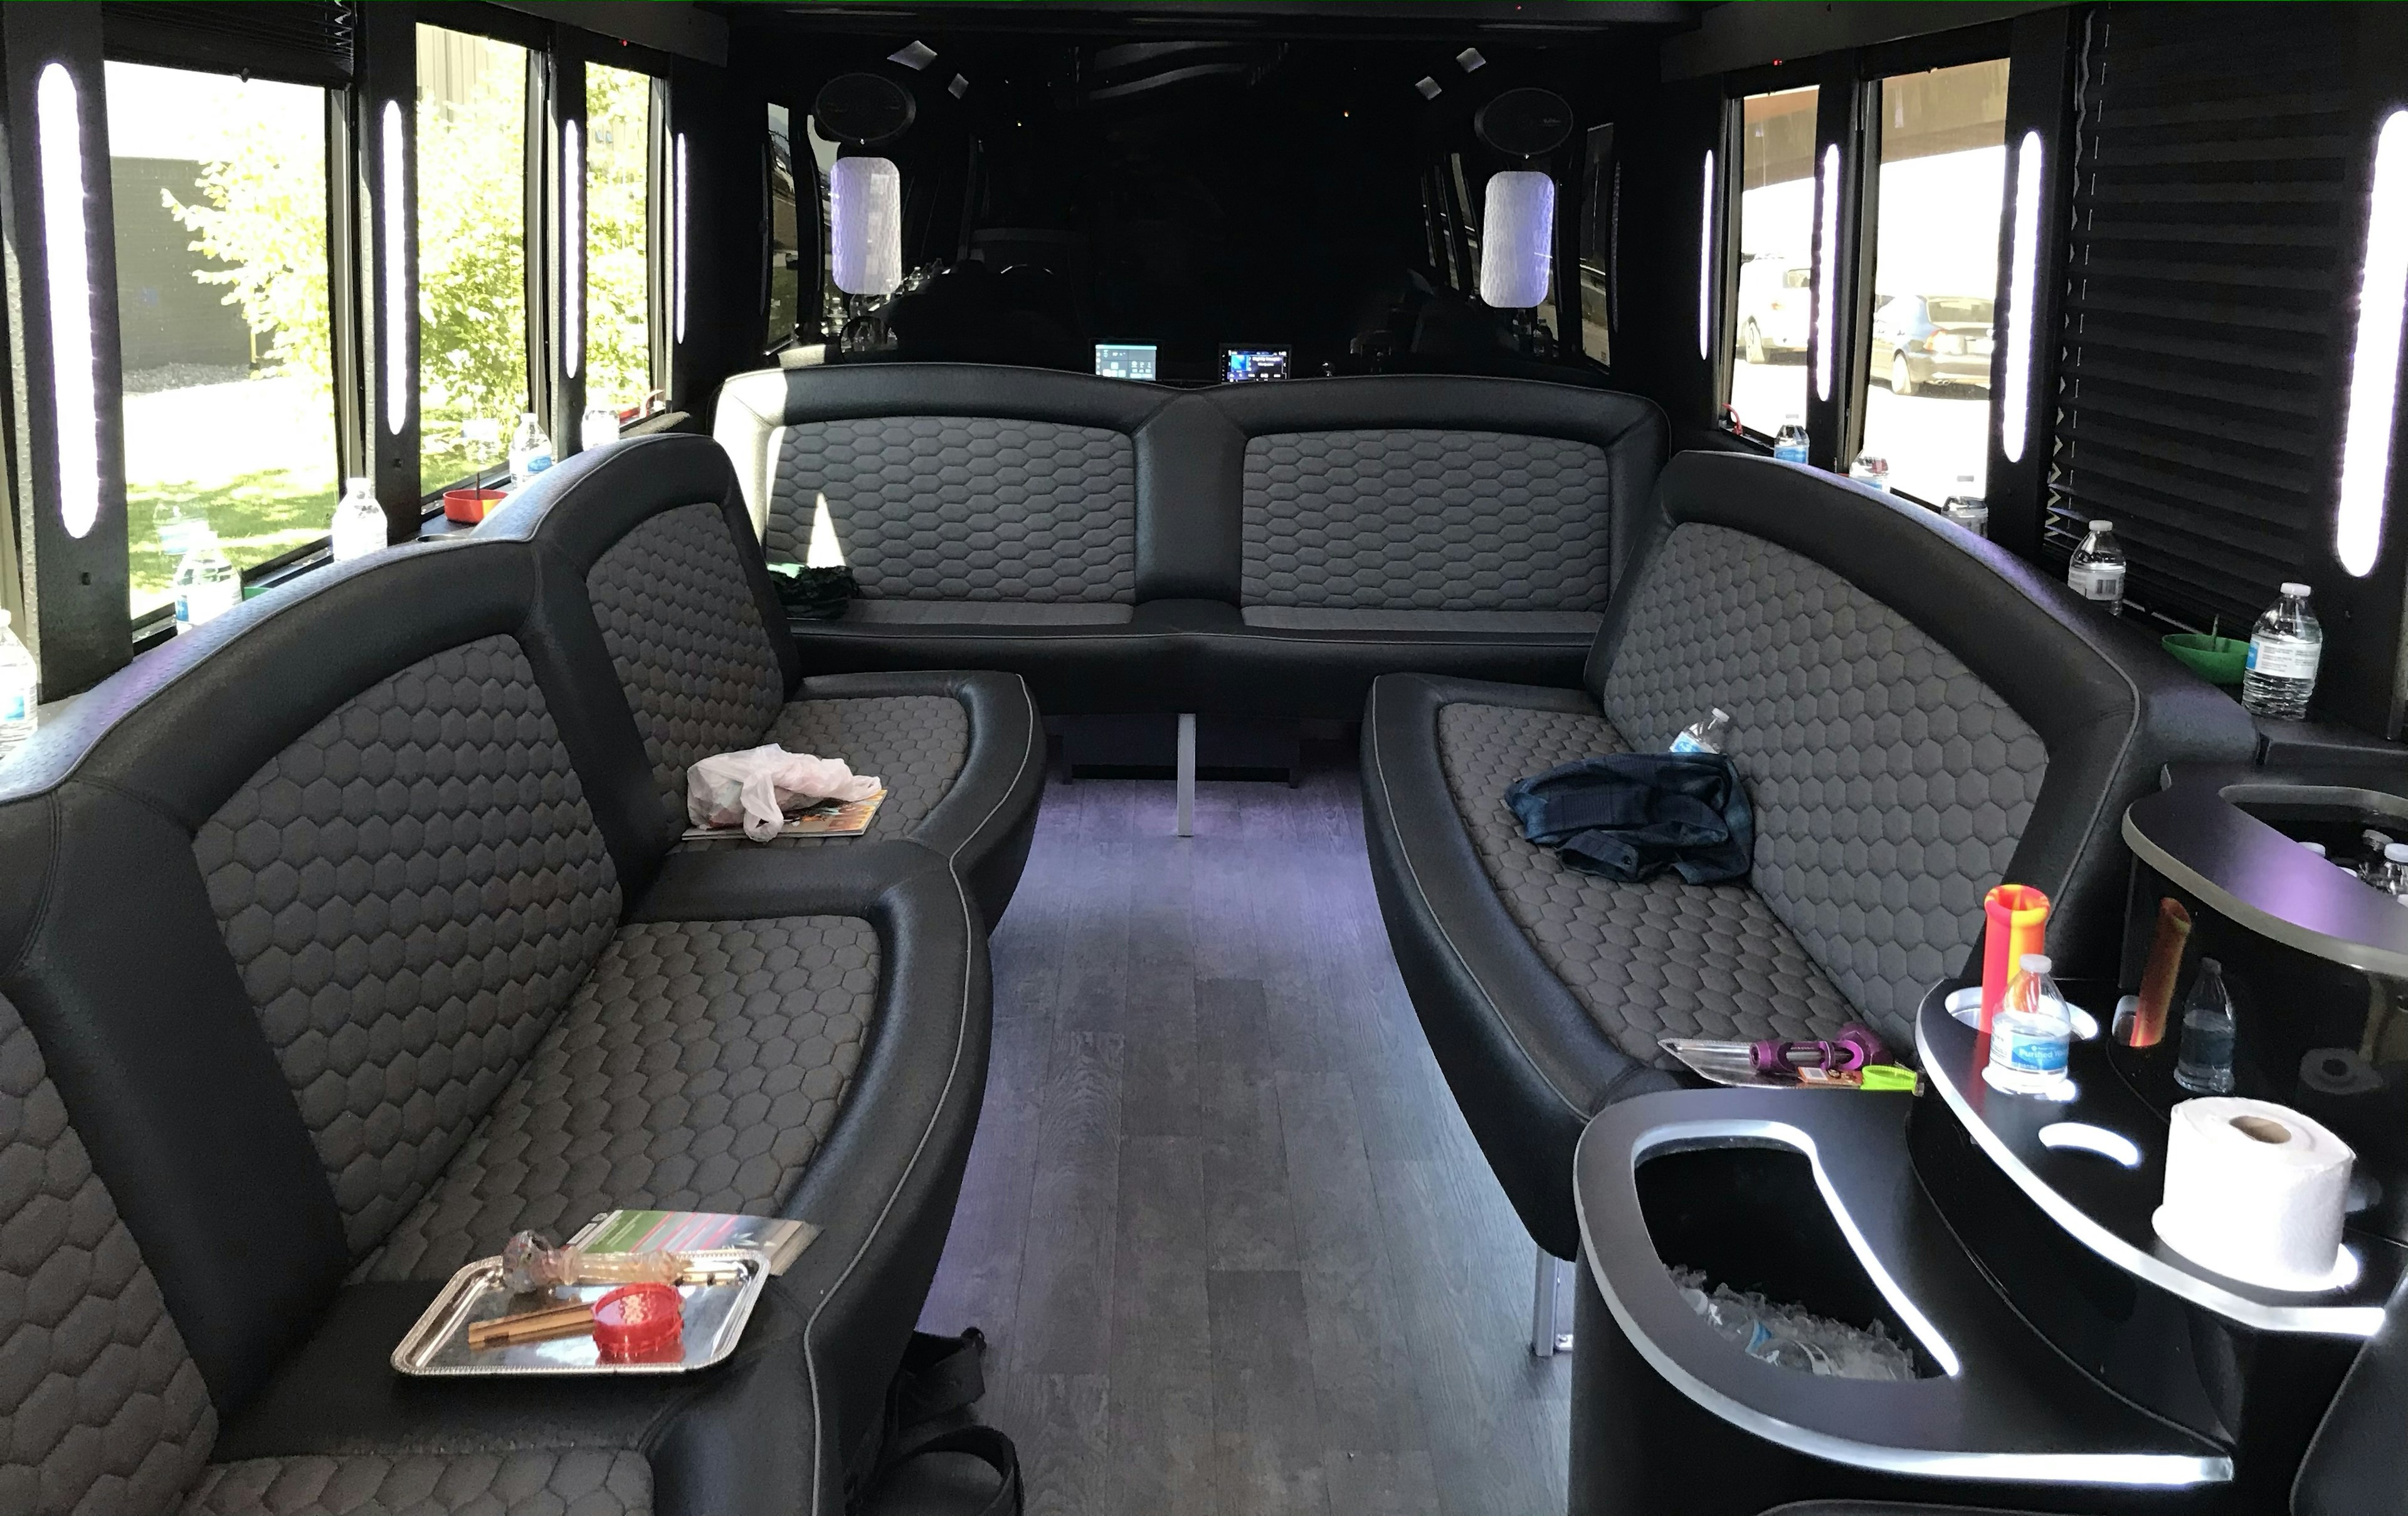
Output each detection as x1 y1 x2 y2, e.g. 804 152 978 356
764 417 1137 603
767 695 969 840
0 992 217 1516
1241 430 1613 611
587 503 789 823
1434 703 1854 1063
364 915 880 1281
183 1450 651 1516
1599 524 2049 1040
194 635 623 1259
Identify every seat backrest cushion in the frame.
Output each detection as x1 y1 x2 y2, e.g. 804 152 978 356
192 630 622 1258
1240 428 1615 611
1591 453 2258 1043
1191 376 1667 614
587 501 788 830
1598 520 2046 1040
714 365 1170 605
0 987 217 1516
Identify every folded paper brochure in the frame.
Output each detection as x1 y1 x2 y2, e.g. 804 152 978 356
568 1209 818 1275
681 788 885 843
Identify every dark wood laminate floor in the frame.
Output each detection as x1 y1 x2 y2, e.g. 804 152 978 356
917 759 1573 1516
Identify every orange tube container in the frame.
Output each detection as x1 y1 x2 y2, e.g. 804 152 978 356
1980 885 2051 1032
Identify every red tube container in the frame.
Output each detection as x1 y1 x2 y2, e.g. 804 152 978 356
1980 885 2051 1032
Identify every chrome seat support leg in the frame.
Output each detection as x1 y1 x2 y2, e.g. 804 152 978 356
1176 712 1196 837
1531 1248 1574 1357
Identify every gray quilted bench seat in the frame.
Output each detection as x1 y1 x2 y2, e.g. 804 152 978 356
1361 451 2259 1259
0 532 994 1516
482 434 1045 929
710 362 1667 718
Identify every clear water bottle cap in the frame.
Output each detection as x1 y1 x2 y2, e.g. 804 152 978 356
1710 707 1729 721
2089 519 2112 531
2283 581 2311 596
2019 953 2052 974
345 476 373 495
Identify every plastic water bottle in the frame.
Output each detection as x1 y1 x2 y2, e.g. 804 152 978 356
507 412 553 490
1773 415 1809 464
330 476 387 562
2067 520 2126 615
1985 953 2072 1096
2242 582 2322 720
2385 842 2408 899
1671 708 1731 755
2173 957 2237 1095
172 530 240 633
0 609 36 765
153 498 202 561
1942 475 1988 537
581 404 619 452
1848 453 1890 492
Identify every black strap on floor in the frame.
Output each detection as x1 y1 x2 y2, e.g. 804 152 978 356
860 1328 1023 1515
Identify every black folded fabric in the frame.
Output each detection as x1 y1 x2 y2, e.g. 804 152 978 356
1504 752 1754 885
768 564 859 621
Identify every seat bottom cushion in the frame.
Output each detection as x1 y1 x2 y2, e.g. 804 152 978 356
185 1450 651 1516
1434 699 1852 1065
842 599 1133 627
766 694 970 841
362 915 880 1282
1239 606 1604 635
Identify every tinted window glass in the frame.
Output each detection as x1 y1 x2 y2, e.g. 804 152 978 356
1860 59 2010 505
768 103 800 350
585 61 653 416
417 25 529 494
107 61 335 618
1729 85 1818 438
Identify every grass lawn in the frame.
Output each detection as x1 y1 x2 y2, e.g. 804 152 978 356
124 373 338 616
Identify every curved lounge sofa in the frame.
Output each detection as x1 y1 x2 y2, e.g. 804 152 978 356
1360 452 2261 1259
0 441 1039 1515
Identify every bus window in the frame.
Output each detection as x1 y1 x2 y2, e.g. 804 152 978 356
107 61 337 620
417 25 530 495
1729 85 1818 436
585 61 654 418
1578 124 1614 365
1859 59 2009 505
768 103 800 350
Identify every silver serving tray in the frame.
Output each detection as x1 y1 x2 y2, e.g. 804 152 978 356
391 1248 770 1377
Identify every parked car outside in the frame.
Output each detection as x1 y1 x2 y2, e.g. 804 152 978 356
1736 254 1810 362
1871 293 1995 395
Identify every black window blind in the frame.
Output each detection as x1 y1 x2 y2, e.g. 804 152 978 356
2047 3 2356 633
102 3 356 89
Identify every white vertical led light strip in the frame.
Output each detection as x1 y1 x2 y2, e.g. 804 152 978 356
564 118 583 379
36 64 99 540
381 100 406 436
2338 110 2408 577
1814 142 1839 403
2001 130 2044 464
675 132 690 343
1697 150 1714 360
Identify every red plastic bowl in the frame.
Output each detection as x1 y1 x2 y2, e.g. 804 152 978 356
443 488 505 525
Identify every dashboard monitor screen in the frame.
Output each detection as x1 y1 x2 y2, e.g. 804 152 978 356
1222 346 1291 383
1094 342 1158 381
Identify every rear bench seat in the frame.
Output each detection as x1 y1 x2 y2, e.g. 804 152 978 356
1360 451 2259 1260
0 456 1023 1512
712 364 1666 718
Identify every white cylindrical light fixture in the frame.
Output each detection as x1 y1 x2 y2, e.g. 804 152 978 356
1478 169 1555 310
1813 142 1839 403
2001 130 2044 465
2338 110 2408 578
674 132 690 343
36 63 99 540
1698 149 1715 360
564 118 583 379
830 155 903 297
381 99 406 436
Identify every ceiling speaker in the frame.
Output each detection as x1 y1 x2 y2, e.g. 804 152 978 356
815 72 917 149
1474 87 1574 160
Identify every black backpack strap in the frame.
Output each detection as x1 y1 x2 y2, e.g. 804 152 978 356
873 1424 1023 1516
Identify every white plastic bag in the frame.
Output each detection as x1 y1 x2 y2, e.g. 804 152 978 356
687 744 882 842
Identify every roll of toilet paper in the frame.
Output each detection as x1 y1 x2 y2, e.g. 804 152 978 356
2153 1098 2355 1292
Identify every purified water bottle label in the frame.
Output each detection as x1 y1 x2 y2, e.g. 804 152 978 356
1995 1024 2070 1074
2247 634 2321 680
2069 563 2125 601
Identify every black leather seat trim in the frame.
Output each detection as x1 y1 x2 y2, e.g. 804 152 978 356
1360 672 1677 1259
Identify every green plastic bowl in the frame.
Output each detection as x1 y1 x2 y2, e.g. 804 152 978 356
2163 633 2249 687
